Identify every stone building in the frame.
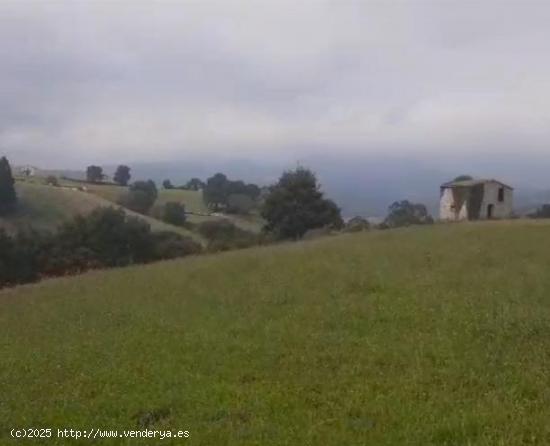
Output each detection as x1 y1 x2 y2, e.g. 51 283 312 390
440 179 513 221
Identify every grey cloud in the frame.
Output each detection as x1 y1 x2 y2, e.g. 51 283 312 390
1 0 550 168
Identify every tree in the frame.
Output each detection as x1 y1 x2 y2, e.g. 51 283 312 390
345 216 370 232
114 165 131 186
197 220 257 251
163 202 186 226
261 167 343 239
118 180 158 214
226 193 254 214
185 178 205 191
57 207 154 267
151 231 201 260
86 165 104 183
203 173 229 210
0 208 204 289
529 204 550 219
0 157 17 215
384 200 433 228
45 175 59 186
244 183 261 200
163 179 174 190
203 173 259 210
453 175 473 182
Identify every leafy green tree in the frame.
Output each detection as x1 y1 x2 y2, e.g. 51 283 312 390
345 216 370 232
0 208 203 289
244 183 261 200
114 165 131 186
57 207 154 267
45 175 59 186
226 193 254 214
261 167 343 239
0 157 17 215
163 179 174 190
203 173 229 210
163 202 186 226
453 175 473 182
118 180 158 214
197 220 257 251
203 173 260 210
151 231 201 260
86 165 104 183
384 200 433 228
185 178 205 191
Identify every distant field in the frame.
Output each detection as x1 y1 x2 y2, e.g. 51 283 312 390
0 181 203 243
3 222 550 444
65 179 265 233
0 182 109 233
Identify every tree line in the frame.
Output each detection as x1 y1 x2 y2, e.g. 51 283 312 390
0 207 201 288
0 154 455 288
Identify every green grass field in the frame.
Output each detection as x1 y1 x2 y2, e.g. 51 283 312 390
63 180 265 233
0 182 111 233
2 222 550 444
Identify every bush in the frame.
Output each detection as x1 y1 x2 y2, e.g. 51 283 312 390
119 181 158 214
226 193 255 215
529 204 550 219
163 202 186 226
197 220 258 252
344 216 370 233
384 200 433 228
151 231 202 260
45 175 59 186
0 156 17 215
114 165 131 186
57 207 155 267
0 207 203 289
303 227 332 240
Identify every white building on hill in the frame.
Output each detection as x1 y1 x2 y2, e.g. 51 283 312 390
14 165 39 177
440 179 513 221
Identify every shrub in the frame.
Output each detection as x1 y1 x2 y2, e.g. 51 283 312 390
163 202 186 226
197 220 258 252
114 165 131 186
344 216 370 233
151 231 202 260
0 156 17 215
384 200 434 228
226 193 255 215
45 175 59 186
57 207 154 267
0 207 203 289
529 204 550 219
119 181 158 214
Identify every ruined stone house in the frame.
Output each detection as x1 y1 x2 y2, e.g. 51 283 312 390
440 179 513 221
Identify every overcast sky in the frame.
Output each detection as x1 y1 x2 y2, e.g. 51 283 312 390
1 0 550 168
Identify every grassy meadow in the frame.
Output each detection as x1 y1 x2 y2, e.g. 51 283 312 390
2 222 550 444
61 179 265 233
0 181 202 243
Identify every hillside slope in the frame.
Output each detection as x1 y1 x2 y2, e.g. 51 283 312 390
2 222 550 444
0 182 203 243
70 180 264 232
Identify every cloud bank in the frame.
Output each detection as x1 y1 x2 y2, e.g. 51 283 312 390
1 0 550 167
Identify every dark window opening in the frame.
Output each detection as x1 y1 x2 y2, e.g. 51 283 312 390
498 187 505 202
